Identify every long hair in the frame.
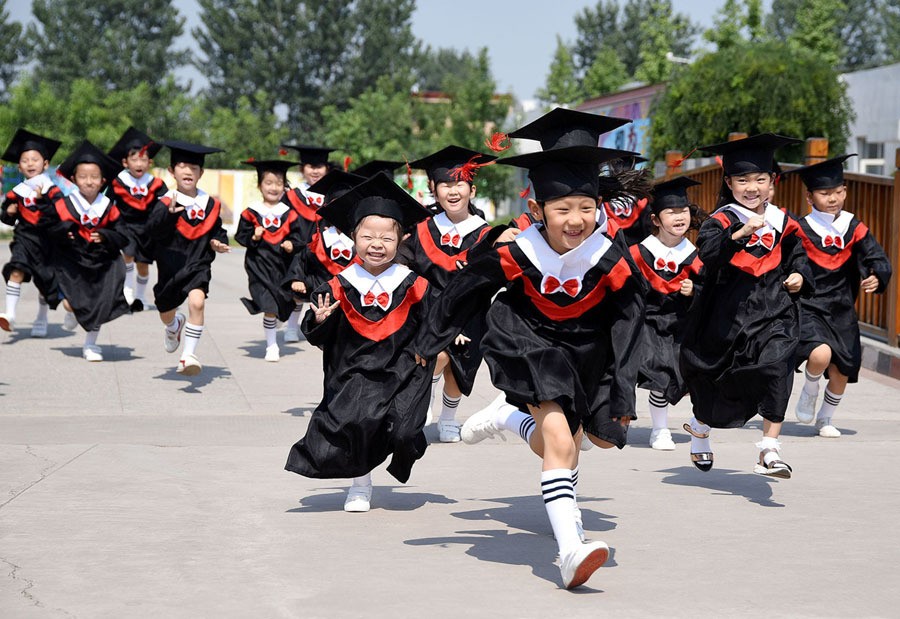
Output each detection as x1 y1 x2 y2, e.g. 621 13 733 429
597 161 653 203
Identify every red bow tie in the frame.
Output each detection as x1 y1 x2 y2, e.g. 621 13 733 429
307 194 323 207
655 257 677 272
188 207 205 220
23 196 36 207
362 291 390 310
542 275 581 297
440 232 462 248
748 231 775 250
81 213 100 226
131 185 148 197
823 234 844 249
263 216 281 228
331 247 352 260
612 202 632 217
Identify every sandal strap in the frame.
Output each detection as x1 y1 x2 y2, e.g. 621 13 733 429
683 423 709 439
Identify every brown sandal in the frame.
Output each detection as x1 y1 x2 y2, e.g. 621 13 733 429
682 422 709 439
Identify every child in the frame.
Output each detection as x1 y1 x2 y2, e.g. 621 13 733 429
147 141 229 376
284 172 434 512
680 133 813 478
235 159 303 362
600 155 654 246
46 141 130 361
788 155 891 437
630 176 704 450
106 127 168 311
401 146 497 442
415 124 645 588
0 129 63 336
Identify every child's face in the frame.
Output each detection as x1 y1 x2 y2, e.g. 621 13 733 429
124 151 151 178
354 215 400 275
725 173 772 211
434 180 473 220
530 195 598 254
74 163 104 202
302 163 328 186
807 185 846 216
259 171 286 204
169 162 203 194
651 206 691 239
18 150 49 179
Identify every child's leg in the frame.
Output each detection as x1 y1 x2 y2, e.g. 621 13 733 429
755 418 791 478
797 344 830 423
182 289 206 358
82 326 102 361
134 262 151 303
344 471 373 513
284 302 303 342
263 313 279 361
1 270 25 329
816 365 848 438
437 353 462 442
30 296 49 337
648 390 675 450
123 255 136 296
684 416 712 471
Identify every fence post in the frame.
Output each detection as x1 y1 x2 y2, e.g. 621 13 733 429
888 148 900 347
805 137 829 165
728 132 748 142
665 150 683 177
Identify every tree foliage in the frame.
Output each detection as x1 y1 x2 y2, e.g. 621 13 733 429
0 0 25 98
704 0 765 50
536 37 583 107
649 40 854 162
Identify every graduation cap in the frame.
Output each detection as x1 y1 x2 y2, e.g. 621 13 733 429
699 133 801 176
280 144 335 166
163 140 224 167
651 176 701 214
408 145 497 184
498 145 642 202
317 171 431 237
2 129 62 163
508 107 631 150
783 154 856 190
307 169 366 204
108 127 162 161
243 159 298 184
606 155 648 174
56 140 122 183
351 160 404 178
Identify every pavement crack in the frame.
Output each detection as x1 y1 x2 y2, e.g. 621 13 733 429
0 556 75 617
0 444 98 510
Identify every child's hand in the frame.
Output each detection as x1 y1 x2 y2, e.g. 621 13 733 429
6 203 17 215
281 240 294 254
168 203 185 214
312 292 339 323
783 272 803 293
291 281 307 295
861 274 880 293
493 228 521 245
454 334 471 346
455 260 467 270
679 279 694 297
415 353 429 367
733 214 765 240
210 239 230 253
252 225 264 241
89 231 103 243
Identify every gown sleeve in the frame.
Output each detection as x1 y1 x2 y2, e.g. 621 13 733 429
695 215 747 270
855 229 892 293
234 214 258 248
300 280 342 348
0 194 16 226
607 274 646 420
782 218 815 297
99 207 131 251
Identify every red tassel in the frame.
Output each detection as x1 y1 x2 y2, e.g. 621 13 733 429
405 159 414 190
449 155 495 183
278 148 288 156
519 184 531 199
138 141 154 158
484 132 510 153
343 156 352 172
247 156 256 163
715 156 723 168
669 146 698 169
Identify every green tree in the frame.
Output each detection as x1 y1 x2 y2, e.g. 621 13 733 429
621 0 697 76
634 0 685 84
571 1 622 76
27 0 188 92
789 0 846 67
704 0 765 50
0 0 25 97
582 47 629 98
536 37 583 107
649 40 854 163
411 46 481 93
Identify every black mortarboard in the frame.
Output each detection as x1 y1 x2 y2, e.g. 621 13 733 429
57 140 122 183
508 108 631 150
351 160 404 178
784 154 856 190
108 127 162 161
651 176 701 214
2 129 62 163
242 159 298 183
700 133 801 176
163 140 224 167
281 144 335 166
317 172 431 236
307 169 366 204
498 145 642 202
408 145 496 183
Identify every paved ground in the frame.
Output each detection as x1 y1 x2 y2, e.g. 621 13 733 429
1 243 899 618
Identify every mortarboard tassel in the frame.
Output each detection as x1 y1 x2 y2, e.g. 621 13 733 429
343 156 352 172
519 184 531 199
405 159 414 190
484 132 510 153
138 141 154 158
669 146 698 169
278 148 288 156
449 155 495 183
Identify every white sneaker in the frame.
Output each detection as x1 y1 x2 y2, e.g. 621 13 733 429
176 353 202 376
649 428 676 451
559 541 609 589
164 313 186 353
816 418 842 438
283 327 300 343
31 319 48 338
795 390 818 424
82 345 103 362
574 505 585 542
62 311 78 332
460 407 506 444
123 286 135 305
265 344 280 362
343 485 372 512
0 313 13 332
438 419 461 443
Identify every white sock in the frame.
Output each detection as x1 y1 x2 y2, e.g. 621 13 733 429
83 327 100 347
350 472 372 488
182 322 203 357
542 469 580 556
440 391 461 422
758 436 782 465
817 388 843 421
803 368 823 395
124 261 136 290
5 281 21 318
648 391 668 429
689 417 711 453
495 404 535 444
135 274 149 300
36 296 49 323
571 466 579 499
287 304 302 330
165 314 181 333
263 316 277 347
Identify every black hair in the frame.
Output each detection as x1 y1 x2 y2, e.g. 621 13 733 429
597 166 653 203
714 172 775 209
257 168 291 190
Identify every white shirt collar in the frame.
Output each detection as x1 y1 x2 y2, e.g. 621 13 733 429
116 169 153 188
513 222 613 282
640 234 696 265
432 211 487 240
321 225 353 250
341 263 412 309
248 201 289 218
806 208 853 237
715 201 784 233
168 189 208 209
12 173 55 198
70 189 110 219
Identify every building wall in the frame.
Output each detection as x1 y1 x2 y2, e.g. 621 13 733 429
842 62 900 175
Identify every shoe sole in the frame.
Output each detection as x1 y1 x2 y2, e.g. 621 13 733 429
31 329 47 338
179 364 201 377
650 444 676 451
0 317 11 332
566 546 609 589
753 464 792 479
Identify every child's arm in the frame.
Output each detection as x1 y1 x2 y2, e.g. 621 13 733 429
0 194 17 225
281 216 304 255
209 212 230 253
281 248 309 296
607 275 646 424
146 197 181 241
300 286 341 347
695 215 748 269
856 228 892 293
91 207 130 250
233 213 258 248
782 218 814 296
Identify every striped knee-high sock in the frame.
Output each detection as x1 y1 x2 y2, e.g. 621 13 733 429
818 388 843 420
5 281 21 318
440 392 461 422
135 274 150 300
182 323 204 357
286 304 303 329
542 469 580 556
648 390 669 429
804 368 823 395
124 261 136 290
263 316 277 347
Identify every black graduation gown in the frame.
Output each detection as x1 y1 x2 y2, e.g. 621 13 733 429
234 205 302 321
630 241 703 404
680 206 814 428
1 178 62 308
46 194 130 330
415 225 645 448
603 196 652 247
285 267 436 483
281 222 359 301
397 215 493 396
795 213 892 382
147 192 228 313
281 187 321 245
106 173 169 263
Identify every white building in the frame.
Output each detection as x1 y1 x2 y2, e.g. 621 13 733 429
842 62 900 175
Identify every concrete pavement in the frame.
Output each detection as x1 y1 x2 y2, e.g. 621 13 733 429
2 243 899 618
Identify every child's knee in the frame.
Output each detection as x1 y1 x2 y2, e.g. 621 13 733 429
809 344 832 366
